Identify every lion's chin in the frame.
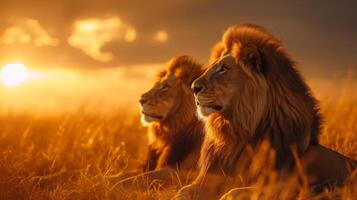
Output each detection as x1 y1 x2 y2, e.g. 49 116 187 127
197 105 222 118
141 113 164 126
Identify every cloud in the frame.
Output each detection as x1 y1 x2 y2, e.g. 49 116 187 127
0 19 58 47
1 27 31 44
25 19 59 47
68 17 136 62
155 30 168 42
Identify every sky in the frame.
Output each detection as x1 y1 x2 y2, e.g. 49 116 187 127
0 0 356 78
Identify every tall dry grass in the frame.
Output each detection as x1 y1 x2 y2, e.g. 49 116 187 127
0 72 356 199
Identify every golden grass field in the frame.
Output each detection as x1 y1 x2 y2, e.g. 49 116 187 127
0 67 356 200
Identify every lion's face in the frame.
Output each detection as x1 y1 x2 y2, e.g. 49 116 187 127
139 75 183 124
192 55 247 117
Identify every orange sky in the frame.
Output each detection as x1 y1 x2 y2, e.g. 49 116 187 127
0 0 356 78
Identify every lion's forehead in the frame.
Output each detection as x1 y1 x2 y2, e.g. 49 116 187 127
156 74 177 85
211 55 234 67
144 75 178 98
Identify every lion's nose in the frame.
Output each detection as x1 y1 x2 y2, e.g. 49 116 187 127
139 97 148 105
192 78 205 94
192 86 203 94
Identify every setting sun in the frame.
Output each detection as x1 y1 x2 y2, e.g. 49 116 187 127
0 63 29 87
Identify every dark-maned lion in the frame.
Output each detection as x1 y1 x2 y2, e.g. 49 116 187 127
117 56 205 188
175 24 356 199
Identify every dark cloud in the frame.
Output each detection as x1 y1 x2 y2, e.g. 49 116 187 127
0 0 356 77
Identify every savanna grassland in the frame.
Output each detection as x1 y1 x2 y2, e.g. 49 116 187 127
0 67 356 200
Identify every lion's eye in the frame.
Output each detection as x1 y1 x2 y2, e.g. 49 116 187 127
217 64 228 74
159 84 169 91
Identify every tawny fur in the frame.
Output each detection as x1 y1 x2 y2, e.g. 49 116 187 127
195 24 356 187
141 56 205 172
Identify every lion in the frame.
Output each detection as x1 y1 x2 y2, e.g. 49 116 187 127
116 56 205 188
175 24 356 199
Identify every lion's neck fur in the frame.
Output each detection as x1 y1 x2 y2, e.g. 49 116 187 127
148 92 201 145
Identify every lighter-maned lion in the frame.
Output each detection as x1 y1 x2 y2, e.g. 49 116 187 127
175 24 356 199
117 56 204 188
139 55 204 172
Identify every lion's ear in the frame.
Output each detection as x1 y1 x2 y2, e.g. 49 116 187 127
237 44 264 74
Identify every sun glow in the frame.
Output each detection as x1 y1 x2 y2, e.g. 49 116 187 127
1 63 29 87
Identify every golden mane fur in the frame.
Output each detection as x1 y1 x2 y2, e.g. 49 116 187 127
198 24 322 175
141 56 205 171
157 56 204 85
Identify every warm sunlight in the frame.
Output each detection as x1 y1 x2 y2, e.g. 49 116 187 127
0 2 356 200
0 63 29 87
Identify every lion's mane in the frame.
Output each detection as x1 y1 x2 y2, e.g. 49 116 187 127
199 24 322 176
